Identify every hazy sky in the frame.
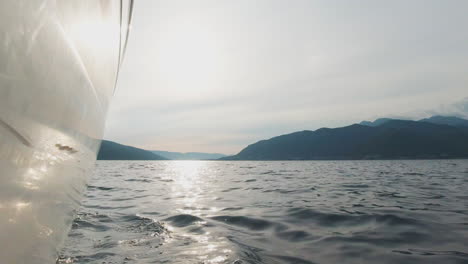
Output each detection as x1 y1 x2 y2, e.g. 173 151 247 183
106 0 468 154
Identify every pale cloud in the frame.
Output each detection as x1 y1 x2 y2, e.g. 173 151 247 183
106 0 468 153
422 98 468 119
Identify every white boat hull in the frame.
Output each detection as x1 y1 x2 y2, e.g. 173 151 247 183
0 1 133 263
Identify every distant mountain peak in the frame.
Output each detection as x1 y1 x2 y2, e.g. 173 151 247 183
419 115 468 127
359 118 397 127
359 115 468 128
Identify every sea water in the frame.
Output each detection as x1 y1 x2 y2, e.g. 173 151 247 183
59 160 468 264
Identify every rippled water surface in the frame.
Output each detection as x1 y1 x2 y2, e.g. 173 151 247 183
59 160 468 264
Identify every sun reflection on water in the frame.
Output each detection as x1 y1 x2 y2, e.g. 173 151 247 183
161 161 235 263
167 161 209 216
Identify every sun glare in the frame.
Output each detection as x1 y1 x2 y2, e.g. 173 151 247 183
166 161 209 215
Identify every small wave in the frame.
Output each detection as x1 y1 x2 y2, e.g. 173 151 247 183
123 215 168 235
119 237 159 248
87 185 115 191
279 169 301 173
263 188 294 194
72 212 113 231
211 215 275 231
322 231 430 246
57 252 117 263
428 194 445 199
263 188 310 194
125 178 152 183
341 184 369 188
376 191 406 198
408 249 468 257
286 208 422 227
110 197 135 202
72 219 110 231
455 195 468 200
392 250 413 255
275 230 316 242
260 170 276 175
93 240 119 249
160 178 174 182
164 214 205 227
245 187 263 191
403 172 425 176
222 187 242 192
226 236 264 262
222 207 244 211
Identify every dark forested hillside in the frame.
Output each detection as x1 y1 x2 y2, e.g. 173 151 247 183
97 140 167 160
221 118 468 160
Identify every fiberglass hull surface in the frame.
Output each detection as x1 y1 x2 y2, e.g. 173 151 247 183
0 1 132 263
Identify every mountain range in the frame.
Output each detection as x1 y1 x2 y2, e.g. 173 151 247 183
97 141 227 160
97 140 167 160
97 116 468 161
221 116 468 160
359 115 468 127
418 115 468 127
